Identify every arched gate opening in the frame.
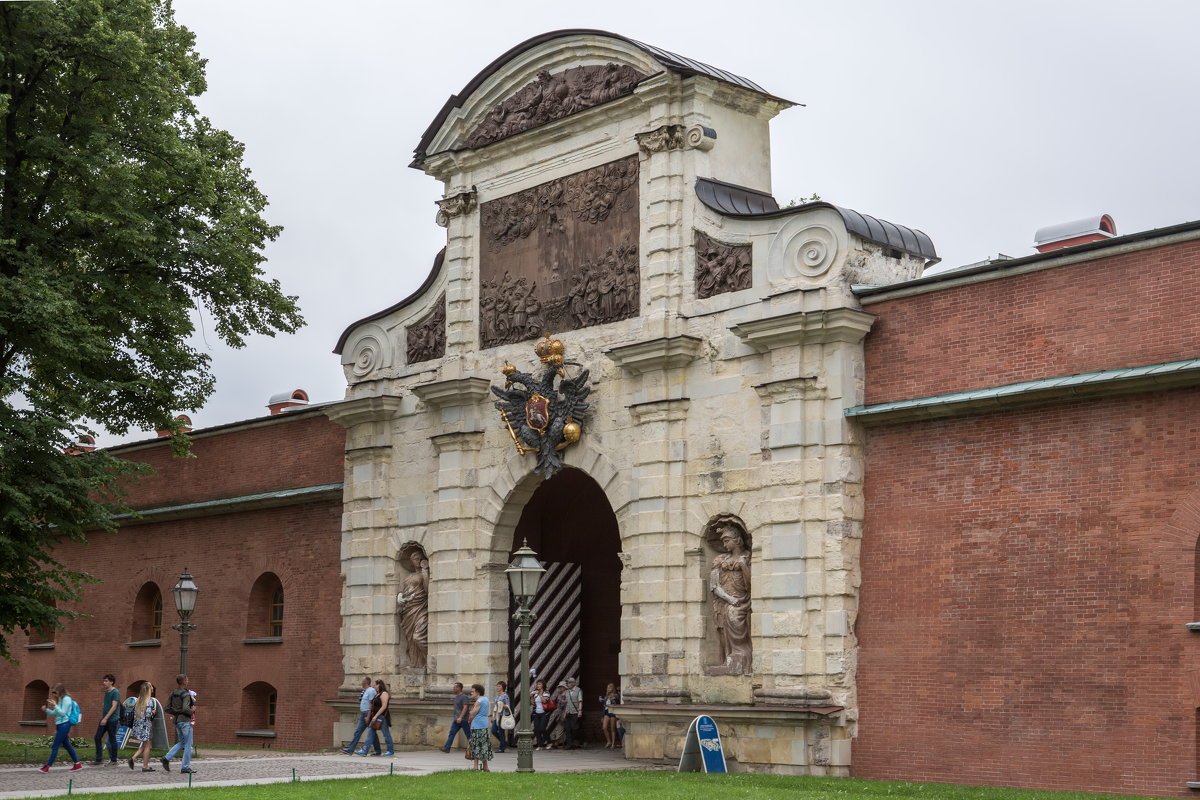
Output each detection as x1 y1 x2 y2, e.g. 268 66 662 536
506 467 621 745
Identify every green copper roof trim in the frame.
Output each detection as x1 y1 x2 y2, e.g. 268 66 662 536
846 358 1200 425
111 483 344 526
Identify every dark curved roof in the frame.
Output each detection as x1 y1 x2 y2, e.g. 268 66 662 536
412 29 793 168
695 178 938 261
332 248 445 355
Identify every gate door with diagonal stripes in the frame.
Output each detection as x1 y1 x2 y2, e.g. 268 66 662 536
504 467 621 745
509 561 580 714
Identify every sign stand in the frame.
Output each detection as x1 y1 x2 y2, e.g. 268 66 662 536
677 714 727 773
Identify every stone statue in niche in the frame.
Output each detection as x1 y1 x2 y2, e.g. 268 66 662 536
695 231 752 299
395 544 430 669
706 516 752 675
466 64 645 149
406 297 446 365
478 156 640 349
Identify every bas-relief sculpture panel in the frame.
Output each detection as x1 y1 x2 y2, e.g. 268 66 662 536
479 156 640 349
695 230 752 299
466 64 645 149
405 296 446 365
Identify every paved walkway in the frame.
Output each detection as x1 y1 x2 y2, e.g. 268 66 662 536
0 746 658 798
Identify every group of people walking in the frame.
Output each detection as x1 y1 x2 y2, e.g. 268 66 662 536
429 674 621 770
341 677 395 757
36 673 197 775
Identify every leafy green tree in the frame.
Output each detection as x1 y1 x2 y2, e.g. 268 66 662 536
0 0 303 660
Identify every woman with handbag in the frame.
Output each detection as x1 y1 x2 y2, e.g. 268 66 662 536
490 681 511 753
361 679 393 757
532 678 552 750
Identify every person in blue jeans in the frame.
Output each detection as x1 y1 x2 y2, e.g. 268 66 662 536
161 674 196 774
342 676 376 755
361 679 393 756
490 680 511 753
93 673 120 765
440 682 470 752
39 683 82 773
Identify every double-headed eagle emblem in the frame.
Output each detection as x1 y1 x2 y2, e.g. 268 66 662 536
492 335 591 479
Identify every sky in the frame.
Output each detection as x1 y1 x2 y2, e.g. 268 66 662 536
99 0 1200 444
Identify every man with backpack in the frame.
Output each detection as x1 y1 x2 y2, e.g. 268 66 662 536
160 675 196 774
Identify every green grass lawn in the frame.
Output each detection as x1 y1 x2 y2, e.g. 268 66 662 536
8 768 1147 800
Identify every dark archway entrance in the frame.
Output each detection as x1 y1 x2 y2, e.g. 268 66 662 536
507 467 620 745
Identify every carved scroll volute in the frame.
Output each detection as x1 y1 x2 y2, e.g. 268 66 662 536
435 190 477 228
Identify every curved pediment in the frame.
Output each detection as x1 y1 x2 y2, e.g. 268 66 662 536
412 29 789 169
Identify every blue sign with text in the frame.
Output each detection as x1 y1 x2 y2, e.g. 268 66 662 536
677 714 727 773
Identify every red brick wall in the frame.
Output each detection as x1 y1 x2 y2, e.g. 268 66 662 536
855 393 1200 796
0 414 347 752
114 411 345 510
863 239 1200 406
856 235 1200 796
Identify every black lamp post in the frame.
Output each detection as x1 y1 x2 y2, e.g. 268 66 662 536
506 540 545 773
170 569 199 674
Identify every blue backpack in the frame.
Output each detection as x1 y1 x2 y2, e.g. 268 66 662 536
67 698 82 726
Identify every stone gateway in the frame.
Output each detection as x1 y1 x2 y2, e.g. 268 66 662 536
330 28 935 774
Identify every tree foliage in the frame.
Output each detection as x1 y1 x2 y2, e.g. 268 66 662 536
0 0 303 660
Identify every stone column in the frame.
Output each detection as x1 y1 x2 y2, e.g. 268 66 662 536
324 395 406 691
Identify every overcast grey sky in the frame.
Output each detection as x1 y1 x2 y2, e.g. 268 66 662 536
100 0 1200 444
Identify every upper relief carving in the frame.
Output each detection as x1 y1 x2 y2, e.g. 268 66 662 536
479 157 640 349
406 296 446 365
466 64 645 149
695 230 752 298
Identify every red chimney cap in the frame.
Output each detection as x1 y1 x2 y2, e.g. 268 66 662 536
1033 214 1116 253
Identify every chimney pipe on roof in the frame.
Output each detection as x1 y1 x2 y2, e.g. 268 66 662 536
267 389 309 416
156 414 193 438
64 434 96 455
1033 214 1116 253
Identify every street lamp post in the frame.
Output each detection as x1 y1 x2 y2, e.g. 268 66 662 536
506 540 545 774
170 569 200 675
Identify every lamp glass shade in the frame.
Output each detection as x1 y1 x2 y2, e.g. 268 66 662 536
172 571 200 616
506 541 545 600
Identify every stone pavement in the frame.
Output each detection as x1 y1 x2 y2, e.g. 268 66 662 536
0 746 659 798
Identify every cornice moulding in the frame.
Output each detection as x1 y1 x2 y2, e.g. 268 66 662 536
412 376 493 409
729 308 874 352
605 335 704 374
323 395 405 428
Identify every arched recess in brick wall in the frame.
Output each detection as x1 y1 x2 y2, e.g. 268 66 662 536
130 582 163 643
246 573 284 639
22 680 49 722
240 681 277 730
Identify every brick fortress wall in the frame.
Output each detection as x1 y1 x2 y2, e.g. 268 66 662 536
0 411 347 752
853 237 1200 797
